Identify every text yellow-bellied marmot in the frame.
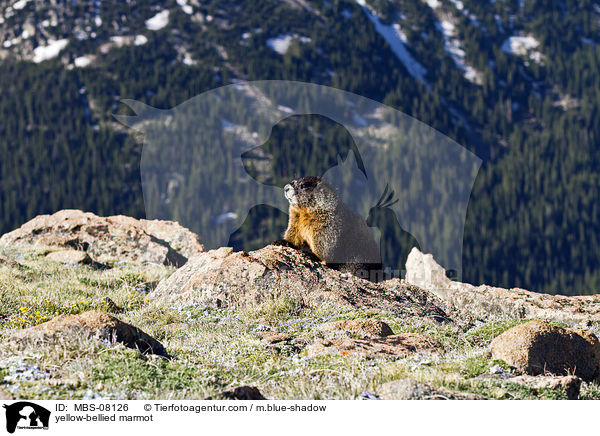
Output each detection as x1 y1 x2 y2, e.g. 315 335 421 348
282 176 382 281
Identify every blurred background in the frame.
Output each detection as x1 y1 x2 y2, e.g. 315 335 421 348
0 0 599 295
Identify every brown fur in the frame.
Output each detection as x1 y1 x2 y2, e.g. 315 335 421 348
283 177 382 281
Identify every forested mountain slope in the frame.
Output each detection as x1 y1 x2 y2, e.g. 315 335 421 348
1 0 599 294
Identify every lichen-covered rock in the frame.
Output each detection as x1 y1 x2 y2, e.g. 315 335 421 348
307 333 442 359
490 320 600 381
376 379 484 400
406 247 600 323
0 209 203 267
10 310 168 356
317 319 394 337
151 245 452 321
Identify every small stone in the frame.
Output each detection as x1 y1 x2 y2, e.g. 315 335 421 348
506 375 582 400
491 320 600 381
262 333 293 344
10 310 168 356
307 333 442 359
97 297 124 313
317 319 394 337
46 249 91 265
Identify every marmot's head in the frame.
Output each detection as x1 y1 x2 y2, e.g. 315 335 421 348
284 177 339 211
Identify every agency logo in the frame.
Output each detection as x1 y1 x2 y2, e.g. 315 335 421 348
3 402 50 433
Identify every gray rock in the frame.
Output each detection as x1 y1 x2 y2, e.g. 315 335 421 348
406 247 600 323
151 245 451 321
10 310 168 357
0 209 204 267
490 320 600 381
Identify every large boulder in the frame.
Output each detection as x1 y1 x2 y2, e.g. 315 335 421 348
490 320 600 381
151 245 451 321
0 210 204 267
405 248 600 323
9 310 168 356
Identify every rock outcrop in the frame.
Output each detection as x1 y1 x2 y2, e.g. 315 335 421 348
490 320 600 381
406 248 600 323
0 209 204 267
9 310 168 356
151 245 452 321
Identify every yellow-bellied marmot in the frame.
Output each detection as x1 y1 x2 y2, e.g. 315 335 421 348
282 176 382 281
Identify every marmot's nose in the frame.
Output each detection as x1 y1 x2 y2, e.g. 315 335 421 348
284 184 293 195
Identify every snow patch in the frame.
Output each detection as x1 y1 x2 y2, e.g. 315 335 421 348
110 36 127 46
145 10 170 31
32 39 69 63
267 35 293 54
182 51 196 65
425 0 440 8
494 14 504 33
436 20 481 84
176 0 193 15
216 212 238 224
501 35 543 63
277 105 294 114
501 35 539 55
352 113 368 127
266 34 311 54
134 34 148 46
356 0 427 84
12 0 30 10
449 0 464 10
221 119 235 132
74 56 92 68
582 37 594 45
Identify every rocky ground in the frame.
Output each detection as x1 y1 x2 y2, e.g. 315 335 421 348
0 210 599 400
